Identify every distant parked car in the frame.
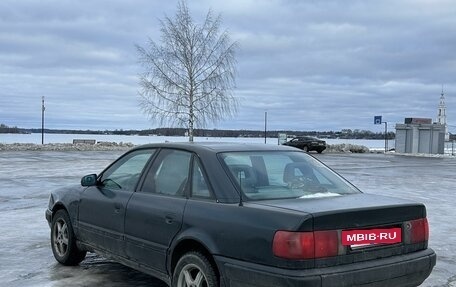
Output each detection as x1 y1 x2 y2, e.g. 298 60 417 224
46 143 435 287
283 136 327 153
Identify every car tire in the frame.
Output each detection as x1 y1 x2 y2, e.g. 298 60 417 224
172 251 218 287
317 149 324 154
51 209 86 265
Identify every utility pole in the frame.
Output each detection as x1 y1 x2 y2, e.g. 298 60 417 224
264 111 267 144
41 96 45 145
384 121 388 152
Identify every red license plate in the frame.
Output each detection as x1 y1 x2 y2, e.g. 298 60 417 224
341 228 402 246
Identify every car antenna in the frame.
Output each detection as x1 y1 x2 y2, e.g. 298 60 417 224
238 171 244 206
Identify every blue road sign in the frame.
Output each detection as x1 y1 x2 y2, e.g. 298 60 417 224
374 116 382 125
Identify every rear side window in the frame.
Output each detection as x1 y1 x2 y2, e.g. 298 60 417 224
219 151 359 200
142 149 192 196
191 158 212 199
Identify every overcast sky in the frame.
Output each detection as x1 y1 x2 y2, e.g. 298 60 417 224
1 0 455 133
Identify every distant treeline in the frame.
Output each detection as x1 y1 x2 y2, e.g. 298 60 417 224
136 128 396 140
0 124 26 134
1 123 395 139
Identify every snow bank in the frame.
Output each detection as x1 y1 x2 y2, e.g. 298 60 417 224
0 142 371 153
0 142 135 151
326 143 370 153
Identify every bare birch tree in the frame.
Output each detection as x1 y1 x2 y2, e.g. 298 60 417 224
137 1 238 142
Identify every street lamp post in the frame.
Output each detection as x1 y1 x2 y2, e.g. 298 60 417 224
384 121 388 152
374 115 388 153
264 111 267 144
41 96 45 145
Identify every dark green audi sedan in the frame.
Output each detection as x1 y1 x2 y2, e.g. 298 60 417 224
46 142 435 287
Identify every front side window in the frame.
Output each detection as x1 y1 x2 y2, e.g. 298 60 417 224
219 151 359 200
100 149 156 191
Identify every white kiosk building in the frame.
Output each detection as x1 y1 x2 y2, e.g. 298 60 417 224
395 91 448 154
395 118 445 154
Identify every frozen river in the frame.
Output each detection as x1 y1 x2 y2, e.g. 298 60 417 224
0 132 392 150
0 150 454 286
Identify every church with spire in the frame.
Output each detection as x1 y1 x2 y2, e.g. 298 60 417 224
436 88 449 141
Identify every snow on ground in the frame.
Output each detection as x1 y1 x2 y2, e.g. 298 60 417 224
0 150 454 286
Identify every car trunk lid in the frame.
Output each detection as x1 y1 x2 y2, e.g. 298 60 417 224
254 193 428 266
252 193 426 231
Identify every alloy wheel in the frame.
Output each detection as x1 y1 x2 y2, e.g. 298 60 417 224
177 263 208 287
53 218 69 257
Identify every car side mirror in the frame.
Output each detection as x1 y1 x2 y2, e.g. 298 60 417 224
81 174 98 187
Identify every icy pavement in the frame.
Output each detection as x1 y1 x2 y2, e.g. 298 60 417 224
0 151 166 287
0 151 454 287
317 153 456 287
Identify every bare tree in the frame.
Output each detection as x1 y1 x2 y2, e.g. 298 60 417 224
137 1 238 142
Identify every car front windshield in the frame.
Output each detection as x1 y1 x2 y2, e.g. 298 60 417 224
219 151 359 200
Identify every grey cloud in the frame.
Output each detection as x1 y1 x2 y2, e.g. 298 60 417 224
1 0 455 132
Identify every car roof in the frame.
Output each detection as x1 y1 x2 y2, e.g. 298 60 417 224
293 136 318 139
131 142 299 153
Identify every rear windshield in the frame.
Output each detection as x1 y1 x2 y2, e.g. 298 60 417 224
219 151 359 200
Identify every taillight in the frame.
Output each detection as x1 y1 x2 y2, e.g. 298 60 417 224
273 230 339 259
314 230 339 258
407 218 429 244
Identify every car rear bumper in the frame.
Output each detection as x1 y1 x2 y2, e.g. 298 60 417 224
215 248 436 287
310 146 326 152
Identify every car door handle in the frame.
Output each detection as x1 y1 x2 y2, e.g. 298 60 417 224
114 203 123 213
165 214 175 224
